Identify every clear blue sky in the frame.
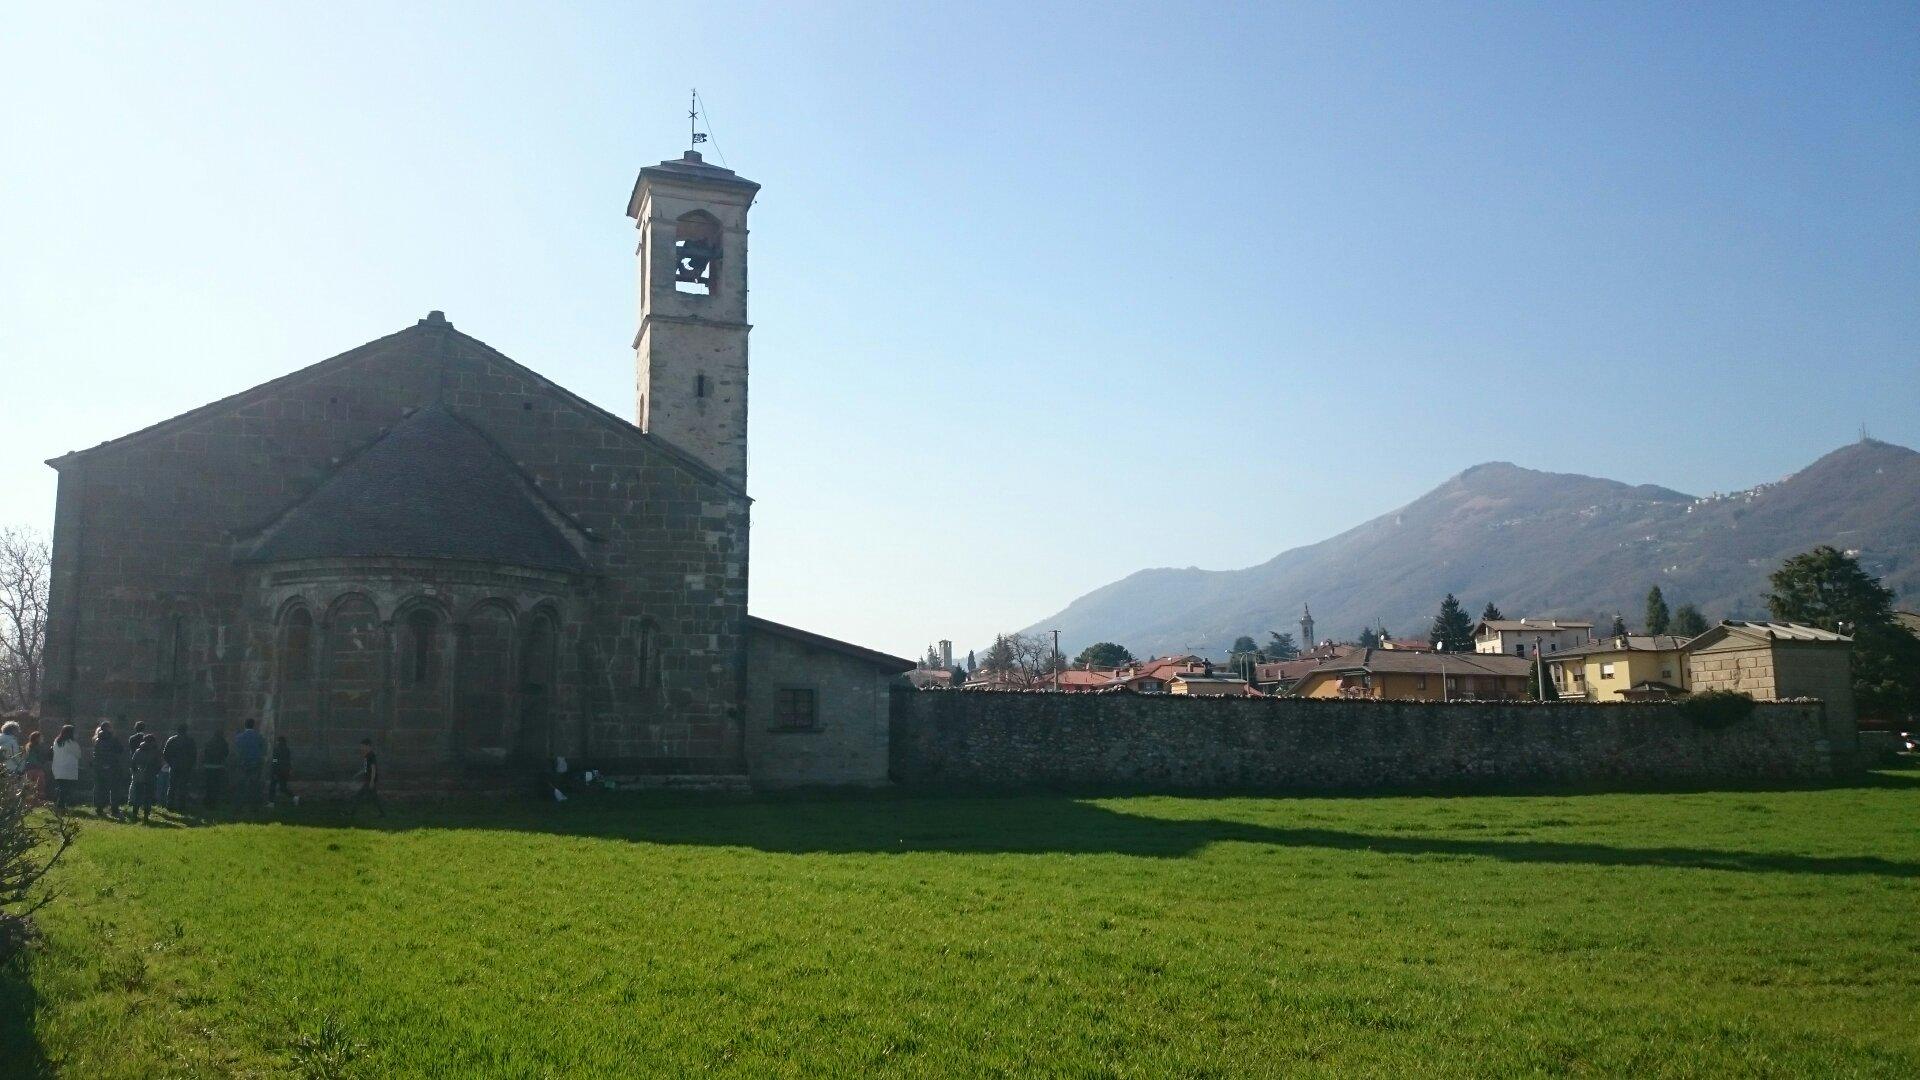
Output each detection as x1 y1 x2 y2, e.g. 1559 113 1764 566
3 2 1916 657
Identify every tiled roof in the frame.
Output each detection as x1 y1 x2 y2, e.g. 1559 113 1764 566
1476 619 1593 632
1712 621 1852 643
748 616 914 672
51 314 748 499
1553 635 1692 658
241 404 589 574
1307 649 1534 678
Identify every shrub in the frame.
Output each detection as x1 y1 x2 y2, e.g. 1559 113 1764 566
1 773 78 963
1679 690 1757 730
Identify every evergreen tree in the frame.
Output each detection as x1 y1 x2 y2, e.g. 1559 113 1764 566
1671 605 1709 637
1768 546 1920 721
1074 642 1135 668
1357 626 1382 649
1532 659 1556 701
965 650 976 672
984 635 1015 675
1645 586 1671 636
1266 631 1299 660
1481 602 1504 623
924 644 942 669
1610 613 1629 637
1429 594 1475 652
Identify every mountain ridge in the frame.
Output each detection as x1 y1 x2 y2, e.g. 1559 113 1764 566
1018 439 1920 657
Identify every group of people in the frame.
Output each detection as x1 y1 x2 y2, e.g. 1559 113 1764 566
2 717 302 820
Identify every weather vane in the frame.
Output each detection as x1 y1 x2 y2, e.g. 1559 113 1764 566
688 89 709 151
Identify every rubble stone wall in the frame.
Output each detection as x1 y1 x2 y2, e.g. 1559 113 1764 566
890 691 1853 791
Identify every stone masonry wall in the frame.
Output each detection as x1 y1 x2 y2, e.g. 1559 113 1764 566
43 317 750 774
890 691 1851 791
743 629 891 787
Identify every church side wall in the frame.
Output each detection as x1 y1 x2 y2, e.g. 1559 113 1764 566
890 692 1850 791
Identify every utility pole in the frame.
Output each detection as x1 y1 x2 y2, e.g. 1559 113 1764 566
1533 634 1546 701
1437 641 1449 703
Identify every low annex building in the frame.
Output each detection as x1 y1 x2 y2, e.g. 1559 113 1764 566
40 148 911 790
1683 622 1854 721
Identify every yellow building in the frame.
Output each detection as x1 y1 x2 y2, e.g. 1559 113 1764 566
1546 635 1690 701
1289 649 1533 701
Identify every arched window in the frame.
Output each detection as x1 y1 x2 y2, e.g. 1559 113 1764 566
673 211 721 295
283 608 313 686
518 614 559 763
459 604 516 751
635 618 660 692
324 595 382 732
276 605 318 741
404 608 440 686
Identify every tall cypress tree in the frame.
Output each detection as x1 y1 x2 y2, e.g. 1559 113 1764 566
1645 586 1671 636
1430 594 1475 652
1670 605 1709 637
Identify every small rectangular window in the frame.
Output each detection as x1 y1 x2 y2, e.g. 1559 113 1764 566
1600 663 1616 679
695 374 709 398
774 688 817 730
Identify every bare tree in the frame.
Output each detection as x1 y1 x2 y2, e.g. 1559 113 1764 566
1005 632 1059 688
0 527 51 714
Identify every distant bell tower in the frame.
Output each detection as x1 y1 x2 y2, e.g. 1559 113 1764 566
628 148 759 488
1300 603 1315 650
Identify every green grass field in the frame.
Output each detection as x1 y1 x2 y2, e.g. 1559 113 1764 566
6 775 1920 1077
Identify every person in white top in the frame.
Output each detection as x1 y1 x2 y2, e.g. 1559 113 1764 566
51 725 83 810
0 720 21 776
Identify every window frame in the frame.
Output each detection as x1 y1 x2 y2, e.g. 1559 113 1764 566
771 687 819 732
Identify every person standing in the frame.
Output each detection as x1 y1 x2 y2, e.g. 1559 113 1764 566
201 728 229 808
91 720 125 818
51 725 81 810
128 730 163 823
268 735 293 806
161 724 197 812
233 719 265 808
22 729 50 805
0 721 21 778
352 737 382 817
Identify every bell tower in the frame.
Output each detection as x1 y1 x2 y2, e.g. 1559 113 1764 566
627 150 759 488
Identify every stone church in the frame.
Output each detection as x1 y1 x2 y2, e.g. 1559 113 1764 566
40 149 911 790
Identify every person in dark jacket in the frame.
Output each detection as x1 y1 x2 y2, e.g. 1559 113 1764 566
22 729 50 806
268 736 293 806
233 719 266 808
352 737 382 817
161 725 197 812
91 720 125 818
128 732 163 822
201 729 229 808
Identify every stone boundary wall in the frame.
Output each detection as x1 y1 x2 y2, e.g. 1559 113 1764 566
889 690 1855 792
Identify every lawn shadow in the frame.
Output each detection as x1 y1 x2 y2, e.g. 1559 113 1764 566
0 955 54 1080
263 775 1920 879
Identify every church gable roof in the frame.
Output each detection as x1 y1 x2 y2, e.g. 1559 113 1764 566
48 312 748 500
240 403 590 574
